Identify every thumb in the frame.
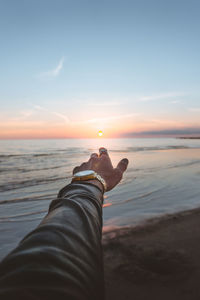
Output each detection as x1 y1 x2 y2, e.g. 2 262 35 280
116 158 129 173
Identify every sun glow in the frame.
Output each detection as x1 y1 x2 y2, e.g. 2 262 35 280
98 130 103 137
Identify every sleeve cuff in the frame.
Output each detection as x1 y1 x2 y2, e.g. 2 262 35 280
57 181 104 204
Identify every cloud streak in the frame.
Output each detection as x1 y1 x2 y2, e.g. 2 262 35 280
38 57 65 78
139 92 183 102
87 101 122 107
33 105 139 126
189 107 200 112
33 105 70 123
78 113 140 124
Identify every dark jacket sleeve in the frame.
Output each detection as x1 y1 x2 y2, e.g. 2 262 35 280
0 182 105 300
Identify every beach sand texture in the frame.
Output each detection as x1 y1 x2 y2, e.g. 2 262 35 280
103 208 200 300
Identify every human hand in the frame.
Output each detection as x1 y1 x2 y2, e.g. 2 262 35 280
72 147 129 192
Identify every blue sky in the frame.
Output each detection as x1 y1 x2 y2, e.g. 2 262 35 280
0 0 200 138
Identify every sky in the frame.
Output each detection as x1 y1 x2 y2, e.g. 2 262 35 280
0 0 200 139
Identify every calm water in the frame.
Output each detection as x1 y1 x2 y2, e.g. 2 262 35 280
0 138 200 260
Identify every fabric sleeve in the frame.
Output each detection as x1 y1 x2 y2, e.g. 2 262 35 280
0 182 105 300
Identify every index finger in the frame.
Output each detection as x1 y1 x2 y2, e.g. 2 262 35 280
99 147 113 167
99 147 108 157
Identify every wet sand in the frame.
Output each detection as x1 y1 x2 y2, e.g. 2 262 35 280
103 208 200 300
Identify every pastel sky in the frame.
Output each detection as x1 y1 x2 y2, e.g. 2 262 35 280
1 0 200 139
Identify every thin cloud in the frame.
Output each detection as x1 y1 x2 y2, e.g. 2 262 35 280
189 107 200 112
170 100 181 104
33 105 139 126
20 110 33 118
81 113 140 124
139 92 183 102
150 118 182 125
38 57 65 78
87 101 122 107
53 112 70 123
34 105 46 111
33 105 70 123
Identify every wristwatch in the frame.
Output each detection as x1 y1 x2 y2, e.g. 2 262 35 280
72 170 107 192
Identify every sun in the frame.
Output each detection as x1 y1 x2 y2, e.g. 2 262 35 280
98 130 103 137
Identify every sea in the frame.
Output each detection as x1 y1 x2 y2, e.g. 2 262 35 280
0 138 200 260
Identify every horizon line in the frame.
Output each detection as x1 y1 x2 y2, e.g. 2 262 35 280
0 135 200 141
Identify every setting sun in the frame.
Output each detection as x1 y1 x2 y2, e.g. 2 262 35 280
98 130 103 137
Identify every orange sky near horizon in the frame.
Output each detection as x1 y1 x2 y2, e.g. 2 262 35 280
1 95 200 140
1 114 200 139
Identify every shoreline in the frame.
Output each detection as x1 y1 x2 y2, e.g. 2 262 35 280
103 207 200 300
178 137 200 139
103 206 200 240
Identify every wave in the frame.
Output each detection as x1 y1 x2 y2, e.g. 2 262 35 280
0 153 59 159
0 165 64 174
109 145 195 153
0 193 55 205
167 159 200 170
0 148 88 159
0 175 70 192
0 209 47 221
1 145 199 159
0 216 45 223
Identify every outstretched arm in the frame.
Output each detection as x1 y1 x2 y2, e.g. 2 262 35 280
0 148 128 300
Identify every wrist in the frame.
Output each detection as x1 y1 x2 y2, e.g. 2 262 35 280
71 179 104 193
86 179 104 193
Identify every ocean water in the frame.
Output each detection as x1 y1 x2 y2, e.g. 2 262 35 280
0 138 200 260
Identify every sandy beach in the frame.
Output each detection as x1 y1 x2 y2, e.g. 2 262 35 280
103 208 200 300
